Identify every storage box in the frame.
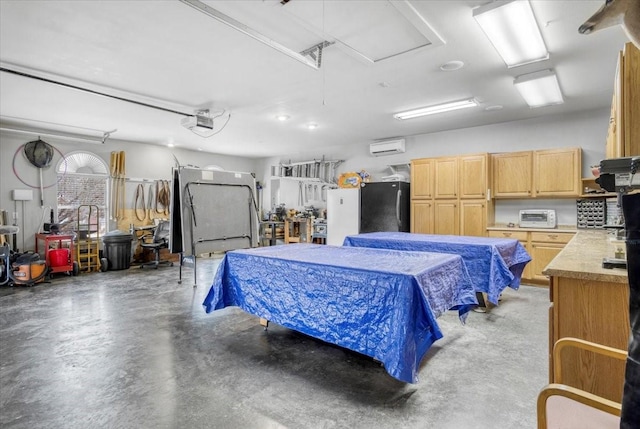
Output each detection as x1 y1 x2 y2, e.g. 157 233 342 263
49 248 70 267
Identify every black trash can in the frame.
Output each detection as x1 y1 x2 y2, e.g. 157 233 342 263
103 232 133 270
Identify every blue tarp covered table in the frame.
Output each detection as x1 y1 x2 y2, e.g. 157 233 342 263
203 244 477 383
343 232 531 305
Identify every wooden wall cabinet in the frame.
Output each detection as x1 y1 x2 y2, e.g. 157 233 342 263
434 157 458 199
533 148 582 197
411 153 493 236
459 154 489 199
606 58 621 159
492 151 532 198
410 159 434 199
493 148 581 199
607 42 640 158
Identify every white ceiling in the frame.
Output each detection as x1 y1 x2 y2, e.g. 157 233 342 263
0 0 630 158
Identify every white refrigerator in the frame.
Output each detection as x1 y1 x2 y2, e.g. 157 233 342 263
326 188 360 246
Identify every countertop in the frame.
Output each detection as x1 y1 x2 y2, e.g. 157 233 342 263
487 224 578 233
542 230 628 283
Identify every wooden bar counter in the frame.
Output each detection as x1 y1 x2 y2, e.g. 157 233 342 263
543 230 629 402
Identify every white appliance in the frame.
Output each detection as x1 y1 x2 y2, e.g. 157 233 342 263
519 209 557 228
369 139 405 156
381 173 408 182
326 188 360 246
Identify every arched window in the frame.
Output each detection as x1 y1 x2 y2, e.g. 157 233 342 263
56 151 109 235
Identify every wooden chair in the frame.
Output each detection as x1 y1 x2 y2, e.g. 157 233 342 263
537 338 627 429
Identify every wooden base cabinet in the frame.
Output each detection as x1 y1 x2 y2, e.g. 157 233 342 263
545 231 631 403
434 200 458 235
460 200 489 237
488 229 530 279
412 199 492 236
549 276 629 402
411 200 433 234
530 242 565 283
488 229 574 284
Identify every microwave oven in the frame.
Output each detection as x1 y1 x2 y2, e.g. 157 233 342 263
519 209 557 228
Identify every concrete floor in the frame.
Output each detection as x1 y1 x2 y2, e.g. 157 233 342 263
0 258 549 429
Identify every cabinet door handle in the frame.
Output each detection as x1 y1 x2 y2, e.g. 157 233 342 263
548 234 558 239
503 232 512 237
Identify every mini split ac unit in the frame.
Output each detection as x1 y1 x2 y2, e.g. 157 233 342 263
369 139 405 156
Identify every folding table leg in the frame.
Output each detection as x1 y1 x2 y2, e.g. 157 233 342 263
260 318 269 330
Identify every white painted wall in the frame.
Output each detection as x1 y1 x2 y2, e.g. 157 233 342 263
0 131 257 251
256 107 610 226
2 107 609 251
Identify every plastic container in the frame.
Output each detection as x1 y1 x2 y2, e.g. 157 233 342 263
103 232 133 270
12 261 47 284
49 248 69 267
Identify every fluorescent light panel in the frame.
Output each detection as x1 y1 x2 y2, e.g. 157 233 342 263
394 98 478 120
514 69 563 108
473 0 548 68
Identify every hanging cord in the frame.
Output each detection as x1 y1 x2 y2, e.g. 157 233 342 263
156 180 171 215
147 183 154 221
134 184 146 221
118 151 126 221
109 152 118 220
162 180 170 215
155 180 163 214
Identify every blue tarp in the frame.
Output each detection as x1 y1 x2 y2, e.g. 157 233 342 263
203 244 477 383
343 232 531 305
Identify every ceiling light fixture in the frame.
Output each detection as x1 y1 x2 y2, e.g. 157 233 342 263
439 60 465 71
473 0 549 68
514 69 564 108
308 123 318 130
276 115 290 121
394 98 479 120
485 105 504 111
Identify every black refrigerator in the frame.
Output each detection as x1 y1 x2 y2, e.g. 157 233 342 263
360 181 410 233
